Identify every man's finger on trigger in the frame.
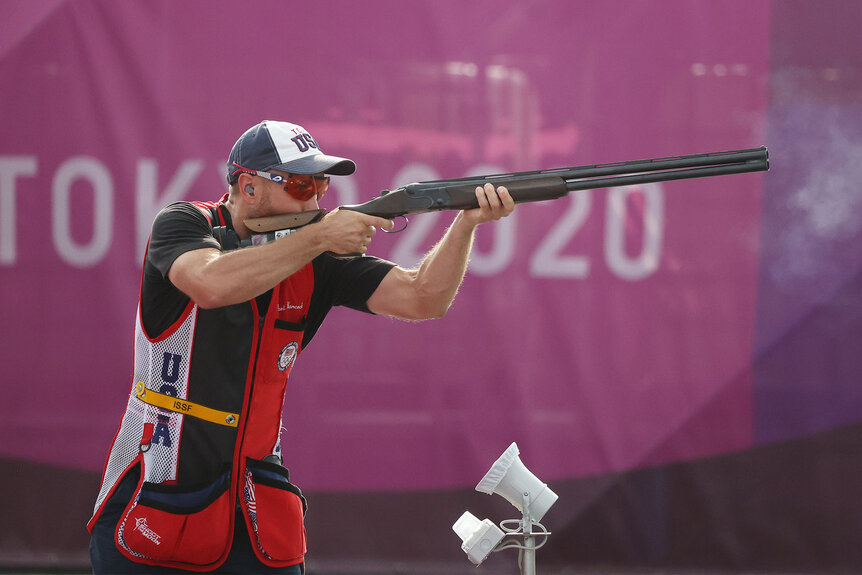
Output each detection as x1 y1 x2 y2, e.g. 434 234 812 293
365 215 393 230
379 218 396 231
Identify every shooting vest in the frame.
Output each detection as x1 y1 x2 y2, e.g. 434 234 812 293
88 199 308 570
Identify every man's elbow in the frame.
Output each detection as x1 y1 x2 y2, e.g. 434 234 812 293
425 301 451 320
371 268 457 320
191 294 221 310
410 282 459 320
187 284 232 310
407 298 452 321
168 250 231 309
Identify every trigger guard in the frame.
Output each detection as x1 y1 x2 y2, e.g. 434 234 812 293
382 215 408 233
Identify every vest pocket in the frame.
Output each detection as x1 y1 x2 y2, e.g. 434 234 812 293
118 471 232 566
242 457 307 563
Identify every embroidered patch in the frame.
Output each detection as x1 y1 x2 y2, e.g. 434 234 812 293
135 517 161 546
277 342 298 371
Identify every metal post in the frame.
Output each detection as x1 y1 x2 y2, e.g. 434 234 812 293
520 492 536 575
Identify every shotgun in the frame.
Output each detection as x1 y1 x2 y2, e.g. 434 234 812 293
219 146 769 249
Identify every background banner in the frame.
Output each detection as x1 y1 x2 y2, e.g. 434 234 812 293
1 1 861 572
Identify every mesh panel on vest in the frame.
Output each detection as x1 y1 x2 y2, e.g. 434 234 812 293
92 304 197 515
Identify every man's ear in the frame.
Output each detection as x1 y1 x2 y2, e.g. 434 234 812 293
237 173 258 202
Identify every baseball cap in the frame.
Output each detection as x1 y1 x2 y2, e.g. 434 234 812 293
227 120 356 184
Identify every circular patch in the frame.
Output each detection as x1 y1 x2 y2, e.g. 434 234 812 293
277 342 298 371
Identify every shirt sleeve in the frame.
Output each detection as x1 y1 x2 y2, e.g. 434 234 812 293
147 202 221 278
302 254 395 348
313 253 396 312
140 202 220 337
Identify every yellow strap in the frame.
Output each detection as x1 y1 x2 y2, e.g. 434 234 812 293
135 382 239 428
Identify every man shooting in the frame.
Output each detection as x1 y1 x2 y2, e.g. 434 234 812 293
87 120 514 573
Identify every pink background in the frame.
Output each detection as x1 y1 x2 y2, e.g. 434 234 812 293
0 1 769 491
6 2 862 571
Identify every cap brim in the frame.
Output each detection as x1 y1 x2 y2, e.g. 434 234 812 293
270 154 356 176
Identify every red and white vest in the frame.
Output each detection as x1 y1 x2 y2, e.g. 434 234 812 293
88 201 310 570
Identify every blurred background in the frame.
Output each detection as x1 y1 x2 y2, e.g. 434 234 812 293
1 0 861 573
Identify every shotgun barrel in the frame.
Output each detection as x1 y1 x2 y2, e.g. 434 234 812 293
341 146 769 219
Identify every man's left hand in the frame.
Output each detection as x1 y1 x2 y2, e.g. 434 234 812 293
461 183 515 227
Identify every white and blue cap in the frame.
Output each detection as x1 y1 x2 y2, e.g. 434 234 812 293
227 120 356 184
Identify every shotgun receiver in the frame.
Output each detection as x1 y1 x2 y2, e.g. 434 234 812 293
226 146 769 248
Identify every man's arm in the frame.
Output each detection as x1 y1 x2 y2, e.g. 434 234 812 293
170 209 392 309
367 183 514 320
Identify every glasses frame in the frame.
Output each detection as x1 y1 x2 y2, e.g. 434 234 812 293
232 162 330 201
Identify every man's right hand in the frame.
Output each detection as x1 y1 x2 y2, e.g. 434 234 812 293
317 208 394 255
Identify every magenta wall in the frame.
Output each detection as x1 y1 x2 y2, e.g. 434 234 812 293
2 0 861 571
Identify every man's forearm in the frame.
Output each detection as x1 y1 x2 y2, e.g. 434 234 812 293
170 209 392 309
367 212 478 320
169 225 327 309
367 184 513 320
413 212 477 313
